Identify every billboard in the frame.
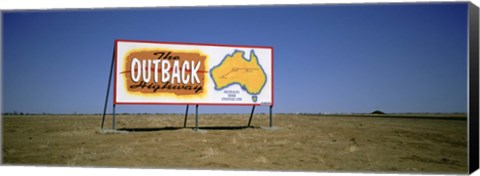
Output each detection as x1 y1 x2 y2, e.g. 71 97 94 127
114 40 274 106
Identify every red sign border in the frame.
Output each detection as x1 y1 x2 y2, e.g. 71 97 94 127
113 39 274 106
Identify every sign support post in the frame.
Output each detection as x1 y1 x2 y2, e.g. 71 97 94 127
269 105 273 128
248 105 256 127
112 104 116 129
195 105 199 131
101 47 116 130
184 105 189 128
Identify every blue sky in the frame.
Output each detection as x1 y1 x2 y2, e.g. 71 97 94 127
2 3 468 114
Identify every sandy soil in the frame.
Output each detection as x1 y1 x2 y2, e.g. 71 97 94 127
2 114 467 174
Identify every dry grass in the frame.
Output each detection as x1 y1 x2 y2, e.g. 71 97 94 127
2 114 468 173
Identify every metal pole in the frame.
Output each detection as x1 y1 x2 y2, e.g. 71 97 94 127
248 105 256 127
269 105 273 128
112 104 116 130
101 46 116 130
195 105 199 131
184 105 189 128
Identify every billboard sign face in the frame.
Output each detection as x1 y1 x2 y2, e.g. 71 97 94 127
114 40 274 106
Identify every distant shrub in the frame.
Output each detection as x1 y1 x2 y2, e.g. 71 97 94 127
371 110 385 114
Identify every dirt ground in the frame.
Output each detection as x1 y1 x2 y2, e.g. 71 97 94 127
1 114 468 174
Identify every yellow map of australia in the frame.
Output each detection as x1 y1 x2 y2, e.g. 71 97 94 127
210 50 267 102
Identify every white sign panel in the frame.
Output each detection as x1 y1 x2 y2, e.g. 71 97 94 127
114 40 274 106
